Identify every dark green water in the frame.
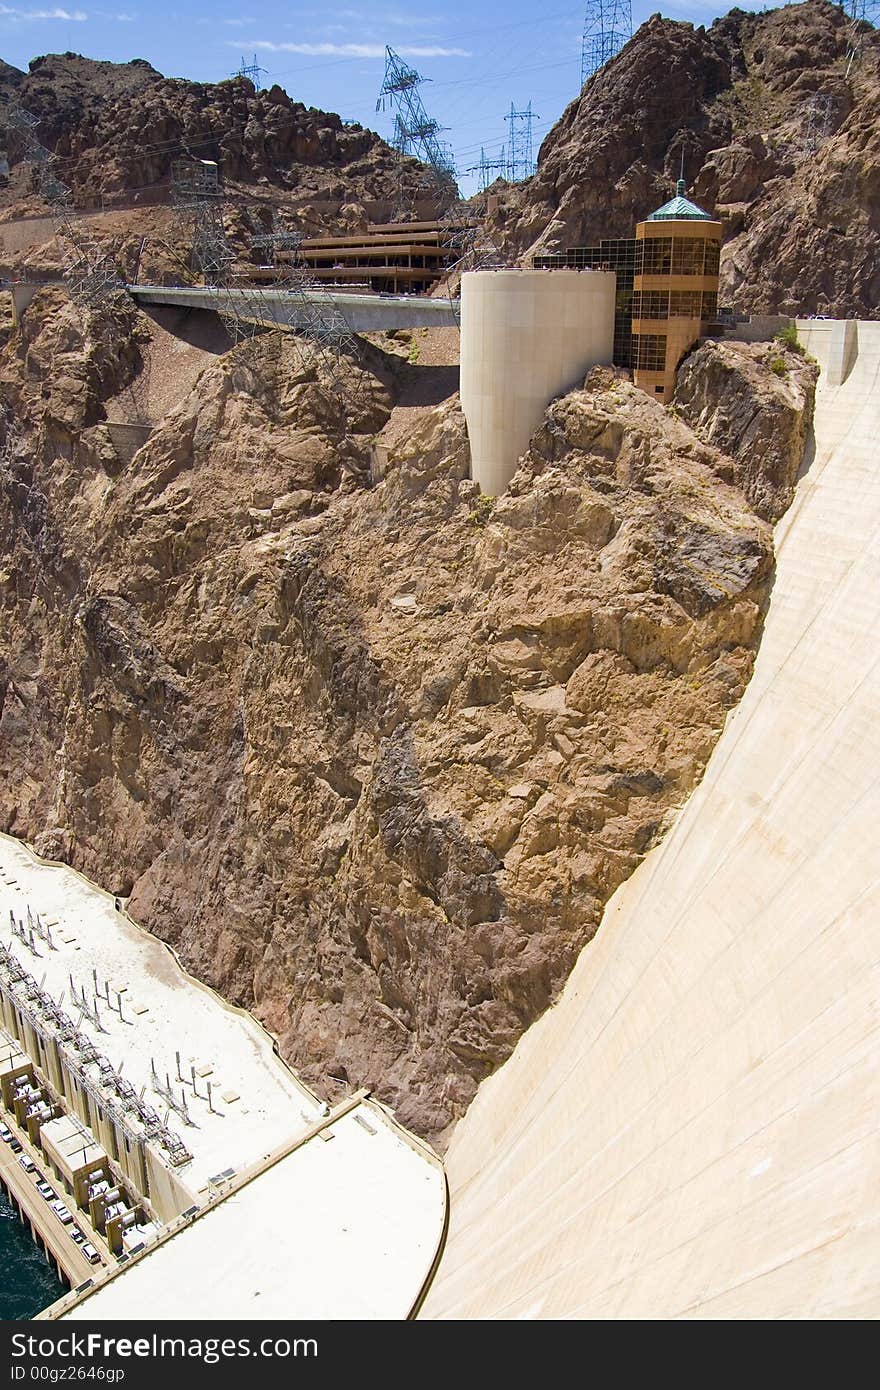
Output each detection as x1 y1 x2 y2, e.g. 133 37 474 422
0 1187 66 1320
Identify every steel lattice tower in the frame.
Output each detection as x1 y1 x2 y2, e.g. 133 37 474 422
842 0 879 68
0 104 122 308
234 54 267 89
580 0 632 87
843 0 879 20
467 146 508 193
376 46 458 198
505 102 539 181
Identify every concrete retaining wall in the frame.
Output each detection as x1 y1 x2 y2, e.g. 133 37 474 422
718 314 793 343
106 422 153 465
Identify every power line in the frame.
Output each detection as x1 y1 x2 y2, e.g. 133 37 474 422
261 6 584 78
467 146 508 192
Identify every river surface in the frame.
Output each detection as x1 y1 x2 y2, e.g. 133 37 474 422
0 1187 66 1319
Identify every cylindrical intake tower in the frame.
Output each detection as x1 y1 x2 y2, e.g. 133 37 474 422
459 268 615 496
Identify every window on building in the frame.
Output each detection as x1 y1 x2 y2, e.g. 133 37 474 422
639 237 673 274
634 334 668 371
632 290 669 319
669 290 703 317
701 290 719 320
671 238 706 276
704 240 721 275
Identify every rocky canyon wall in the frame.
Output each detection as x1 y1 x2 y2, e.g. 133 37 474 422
0 293 815 1138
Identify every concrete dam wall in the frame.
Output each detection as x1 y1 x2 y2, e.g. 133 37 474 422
423 319 880 1320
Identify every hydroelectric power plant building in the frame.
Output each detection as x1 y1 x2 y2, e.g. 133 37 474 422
0 834 445 1318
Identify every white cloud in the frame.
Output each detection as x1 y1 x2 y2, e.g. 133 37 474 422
295 8 446 27
0 4 88 16
232 40 471 57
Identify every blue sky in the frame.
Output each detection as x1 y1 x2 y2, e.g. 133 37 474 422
0 1 782 194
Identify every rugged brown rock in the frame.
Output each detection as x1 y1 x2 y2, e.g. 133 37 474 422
483 0 880 318
0 53 427 210
673 337 816 523
0 285 815 1137
0 52 439 283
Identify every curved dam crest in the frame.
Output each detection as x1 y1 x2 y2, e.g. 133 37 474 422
423 319 880 1320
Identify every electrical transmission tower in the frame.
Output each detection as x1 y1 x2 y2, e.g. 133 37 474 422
580 0 632 87
170 180 364 398
376 46 458 201
171 157 235 286
249 214 362 388
504 102 539 181
0 104 121 309
841 0 879 69
467 146 508 193
842 0 879 19
233 54 268 89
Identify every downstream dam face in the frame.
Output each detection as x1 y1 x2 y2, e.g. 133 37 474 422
423 320 880 1320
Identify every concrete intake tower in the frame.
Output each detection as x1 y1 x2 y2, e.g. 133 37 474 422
459 268 615 496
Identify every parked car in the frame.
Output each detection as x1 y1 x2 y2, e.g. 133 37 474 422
0 1126 12 1142
36 1180 55 1200
69 1228 85 1245
82 1242 100 1264
18 1155 35 1174
51 1200 73 1224
9 1138 22 1153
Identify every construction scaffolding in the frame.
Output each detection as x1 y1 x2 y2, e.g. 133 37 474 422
580 0 632 86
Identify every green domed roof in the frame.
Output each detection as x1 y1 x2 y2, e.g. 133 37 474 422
647 178 712 221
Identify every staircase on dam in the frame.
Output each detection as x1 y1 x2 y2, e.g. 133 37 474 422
422 319 880 1321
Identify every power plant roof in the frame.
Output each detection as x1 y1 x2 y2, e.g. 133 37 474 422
0 834 322 1194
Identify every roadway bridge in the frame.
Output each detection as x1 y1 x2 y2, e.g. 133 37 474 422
127 283 460 332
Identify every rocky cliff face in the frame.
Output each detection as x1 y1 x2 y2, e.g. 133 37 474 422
0 52 428 211
673 338 816 523
0 289 816 1137
486 0 879 318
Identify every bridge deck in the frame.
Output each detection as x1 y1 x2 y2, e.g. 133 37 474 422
127 284 459 332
